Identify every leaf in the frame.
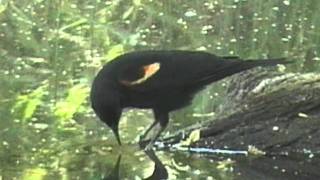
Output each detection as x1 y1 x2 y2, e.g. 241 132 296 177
247 145 266 156
23 85 47 120
54 84 89 121
179 129 201 146
122 6 134 20
13 84 47 121
172 159 190 171
0 3 7 14
22 168 47 180
105 44 124 61
133 0 141 6
216 159 235 171
59 18 87 31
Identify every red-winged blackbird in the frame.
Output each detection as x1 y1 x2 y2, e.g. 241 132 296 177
90 50 288 149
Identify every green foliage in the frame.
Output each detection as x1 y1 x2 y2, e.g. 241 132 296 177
105 44 124 61
0 2 7 14
54 84 89 121
13 83 47 121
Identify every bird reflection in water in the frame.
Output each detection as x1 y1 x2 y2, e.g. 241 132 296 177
103 150 168 180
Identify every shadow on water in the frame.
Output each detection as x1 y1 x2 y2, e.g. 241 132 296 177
103 155 121 180
103 150 168 180
99 144 320 179
143 150 168 180
102 149 168 180
1 141 319 179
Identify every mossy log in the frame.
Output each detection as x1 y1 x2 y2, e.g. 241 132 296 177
162 69 320 154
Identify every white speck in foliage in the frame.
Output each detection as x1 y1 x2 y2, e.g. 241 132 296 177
272 7 279 11
184 9 197 17
283 0 290 6
272 126 279 131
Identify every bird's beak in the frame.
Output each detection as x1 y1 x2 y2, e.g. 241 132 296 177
111 126 122 145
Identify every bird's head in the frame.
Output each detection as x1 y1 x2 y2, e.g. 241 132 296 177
91 87 123 145
96 104 122 145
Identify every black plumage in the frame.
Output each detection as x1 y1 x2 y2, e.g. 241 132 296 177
90 50 288 149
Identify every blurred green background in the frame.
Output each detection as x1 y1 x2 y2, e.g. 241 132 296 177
0 0 319 179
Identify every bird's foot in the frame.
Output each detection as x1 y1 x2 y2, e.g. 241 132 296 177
139 138 157 151
135 129 149 144
138 134 146 142
138 138 150 149
144 142 154 151
133 135 142 143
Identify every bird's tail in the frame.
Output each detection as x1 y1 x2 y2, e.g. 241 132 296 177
230 58 291 74
244 58 290 67
196 58 290 85
224 57 290 74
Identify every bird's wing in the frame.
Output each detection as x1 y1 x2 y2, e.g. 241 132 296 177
119 62 161 86
117 54 239 92
116 50 287 93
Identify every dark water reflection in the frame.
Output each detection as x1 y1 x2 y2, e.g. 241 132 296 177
1 141 319 179
102 150 168 180
101 147 320 180
109 149 320 180
143 150 168 180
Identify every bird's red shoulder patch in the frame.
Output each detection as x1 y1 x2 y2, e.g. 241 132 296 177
120 62 160 86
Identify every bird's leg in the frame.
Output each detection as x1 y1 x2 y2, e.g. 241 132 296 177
144 110 169 150
139 120 158 141
144 125 165 150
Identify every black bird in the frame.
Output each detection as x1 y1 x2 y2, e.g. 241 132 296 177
90 50 287 149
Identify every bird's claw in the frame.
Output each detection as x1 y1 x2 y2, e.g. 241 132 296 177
138 134 145 142
144 143 154 151
138 138 155 151
133 135 142 143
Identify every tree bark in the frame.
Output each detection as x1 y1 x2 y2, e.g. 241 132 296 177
162 68 320 154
